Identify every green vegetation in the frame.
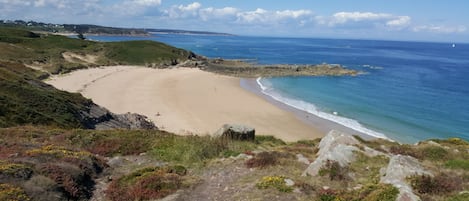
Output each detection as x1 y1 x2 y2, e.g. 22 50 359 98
245 151 280 169
0 20 148 35
318 184 399 201
447 192 469 201
318 160 349 181
349 152 389 184
0 28 193 74
106 166 187 201
445 159 469 171
1 126 469 200
0 183 30 201
0 61 94 128
0 127 288 200
409 174 462 195
104 40 192 66
256 175 293 192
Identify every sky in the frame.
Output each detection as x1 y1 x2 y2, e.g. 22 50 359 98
1 0 469 42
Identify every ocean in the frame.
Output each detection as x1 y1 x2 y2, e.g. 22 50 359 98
88 34 469 143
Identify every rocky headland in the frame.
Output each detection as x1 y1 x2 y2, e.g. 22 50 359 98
180 58 360 78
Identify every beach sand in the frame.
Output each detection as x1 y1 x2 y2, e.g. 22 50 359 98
46 66 324 142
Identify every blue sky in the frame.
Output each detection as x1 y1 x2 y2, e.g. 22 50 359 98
1 0 468 42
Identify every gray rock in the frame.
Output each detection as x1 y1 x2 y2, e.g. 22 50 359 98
296 154 310 165
303 130 360 176
82 105 157 130
213 124 255 141
284 178 295 187
381 154 432 201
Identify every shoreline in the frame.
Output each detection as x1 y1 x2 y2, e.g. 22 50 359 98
46 66 325 142
240 78 379 141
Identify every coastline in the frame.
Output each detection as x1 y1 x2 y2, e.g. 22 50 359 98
46 66 324 142
240 78 379 141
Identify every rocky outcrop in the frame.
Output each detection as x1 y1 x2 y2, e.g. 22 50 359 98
380 155 431 201
203 58 361 78
81 105 156 130
303 130 360 176
213 124 255 141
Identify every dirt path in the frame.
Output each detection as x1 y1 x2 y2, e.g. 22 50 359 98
174 158 254 201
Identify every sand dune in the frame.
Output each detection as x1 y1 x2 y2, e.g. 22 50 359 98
46 66 323 142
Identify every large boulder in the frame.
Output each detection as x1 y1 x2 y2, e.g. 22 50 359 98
380 155 432 201
213 124 255 141
303 130 360 176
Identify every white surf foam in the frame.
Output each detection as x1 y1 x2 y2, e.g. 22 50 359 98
256 77 389 140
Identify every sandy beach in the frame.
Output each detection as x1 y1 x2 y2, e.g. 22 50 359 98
46 66 324 142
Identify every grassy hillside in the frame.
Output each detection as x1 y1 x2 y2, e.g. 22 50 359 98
0 61 92 128
0 28 193 74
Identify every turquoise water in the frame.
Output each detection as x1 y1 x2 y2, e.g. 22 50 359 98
88 34 469 143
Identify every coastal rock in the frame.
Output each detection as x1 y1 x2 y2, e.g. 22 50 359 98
83 105 157 130
213 124 255 141
380 154 432 201
115 113 156 129
303 130 360 176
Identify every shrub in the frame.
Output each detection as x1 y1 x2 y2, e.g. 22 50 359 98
318 188 340 201
106 166 186 201
409 174 462 195
389 144 421 158
431 138 469 146
294 181 315 195
0 183 30 201
255 135 286 146
447 192 469 201
26 145 91 160
349 152 389 184
0 161 33 179
318 160 348 181
39 163 94 200
362 184 399 201
23 175 62 201
420 146 448 161
445 159 469 171
255 175 293 193
245 151 279 168
152 135 228 164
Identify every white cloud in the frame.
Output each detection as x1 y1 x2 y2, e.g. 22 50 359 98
178 2 201 11
199 7 238 21
275 10 313 19
412 25 467 33
166 2 201 18
164 2 313 25
235 8 313 24
133 0 161 6
330 12 391 26
236 8 268 23
324 11 412 30
386 16 411 27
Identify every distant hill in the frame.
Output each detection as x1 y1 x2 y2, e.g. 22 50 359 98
147 28 234 36
0 19 233 36
0 28 195 74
